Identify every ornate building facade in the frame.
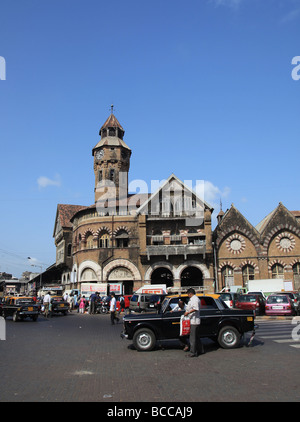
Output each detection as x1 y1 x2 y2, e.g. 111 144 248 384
53 111 300 294
214 203 300 291
53 111 215 294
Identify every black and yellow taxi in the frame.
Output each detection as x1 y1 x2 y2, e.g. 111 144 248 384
0 296 39 322
49 296 70 315
121 292 256 352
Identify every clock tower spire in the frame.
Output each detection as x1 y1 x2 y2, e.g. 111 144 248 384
92 109 131 205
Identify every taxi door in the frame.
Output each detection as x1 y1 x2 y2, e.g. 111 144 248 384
161 298 184 339
198 297 222 337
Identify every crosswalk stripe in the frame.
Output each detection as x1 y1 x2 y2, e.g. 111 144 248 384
259 335 292 339
274 339 300 343
290 344 300 349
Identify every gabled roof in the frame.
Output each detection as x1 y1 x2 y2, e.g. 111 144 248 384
53 204 87 237
214 203 260 237
255 202 300 235
136 173 214 215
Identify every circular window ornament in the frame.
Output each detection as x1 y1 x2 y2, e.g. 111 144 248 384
230 239 242 251
226 235 246 254
276 232 295 253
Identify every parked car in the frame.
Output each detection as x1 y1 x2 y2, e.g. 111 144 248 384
0 296 39 322
121 293 256 351
247 291 267 300
272 292 300 315
235 294 265 316
265 294 295 316
218 292 239 308
147 294 167 311
129 293 153 312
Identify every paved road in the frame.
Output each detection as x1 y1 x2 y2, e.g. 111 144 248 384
1 313 300 402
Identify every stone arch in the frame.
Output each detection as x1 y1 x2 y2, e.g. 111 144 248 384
218 260 238 271
95 226 112 236
239 260 259 271
175 261 210 280
217 227 260 255
262 225 300 255
103 259 141 281
81 228 95 241
78 260 101 282
144 261 175 283
113 226 131 236
268 259 287 270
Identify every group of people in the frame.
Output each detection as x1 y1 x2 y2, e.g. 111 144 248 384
173 288 205 358
62 291 125 322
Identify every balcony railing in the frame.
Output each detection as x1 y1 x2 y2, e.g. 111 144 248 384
145 243 206 260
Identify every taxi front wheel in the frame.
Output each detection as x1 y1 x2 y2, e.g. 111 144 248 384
218 326 240 349
133 328 156 352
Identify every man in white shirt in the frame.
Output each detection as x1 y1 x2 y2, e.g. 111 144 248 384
184 288 204 357
110 293 120 325
43 292 52 318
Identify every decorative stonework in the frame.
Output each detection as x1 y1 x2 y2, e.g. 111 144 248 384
276 232 295 253
226 234 246 254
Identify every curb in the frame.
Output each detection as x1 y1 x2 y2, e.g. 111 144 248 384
255 316 295 321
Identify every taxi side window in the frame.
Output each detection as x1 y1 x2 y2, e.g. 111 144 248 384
200 297 218 309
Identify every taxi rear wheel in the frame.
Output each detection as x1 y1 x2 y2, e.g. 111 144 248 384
218 326 240 349
133 328 156 352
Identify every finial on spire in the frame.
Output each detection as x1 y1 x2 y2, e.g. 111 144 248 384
220 198 223 211
110 104 114 114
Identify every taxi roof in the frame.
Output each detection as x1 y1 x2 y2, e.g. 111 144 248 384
166 293 220 299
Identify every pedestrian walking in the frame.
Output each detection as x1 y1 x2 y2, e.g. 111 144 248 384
69 294 75 312
79 296 86 314
184 288 204 357
110 293 119 325
43 291 52 318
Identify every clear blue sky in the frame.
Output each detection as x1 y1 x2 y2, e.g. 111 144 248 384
0 0 299 277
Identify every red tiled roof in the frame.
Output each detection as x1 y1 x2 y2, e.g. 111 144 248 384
57 204 87 228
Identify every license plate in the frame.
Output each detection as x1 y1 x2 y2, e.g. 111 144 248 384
60 304 65 307
28 307 33 311
273 306 283 309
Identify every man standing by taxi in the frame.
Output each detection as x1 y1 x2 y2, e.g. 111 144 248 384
184 288 204 357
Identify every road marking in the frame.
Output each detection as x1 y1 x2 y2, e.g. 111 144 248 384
259 335 292 339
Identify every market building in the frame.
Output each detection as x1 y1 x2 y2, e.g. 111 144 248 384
213 203 300 291
53 111 215 294
53 110 300 295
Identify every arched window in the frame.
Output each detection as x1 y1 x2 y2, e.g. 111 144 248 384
67 244 72 256
115 229 129 248
221 266 234 288
242 265 255 285
293 263 300 284
98 231 110 248
86 234 94 249
272 264 284 279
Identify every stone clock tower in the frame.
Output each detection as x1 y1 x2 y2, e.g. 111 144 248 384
92 108 131 205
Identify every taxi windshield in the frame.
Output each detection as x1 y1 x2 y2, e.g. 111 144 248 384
16 298 34 305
